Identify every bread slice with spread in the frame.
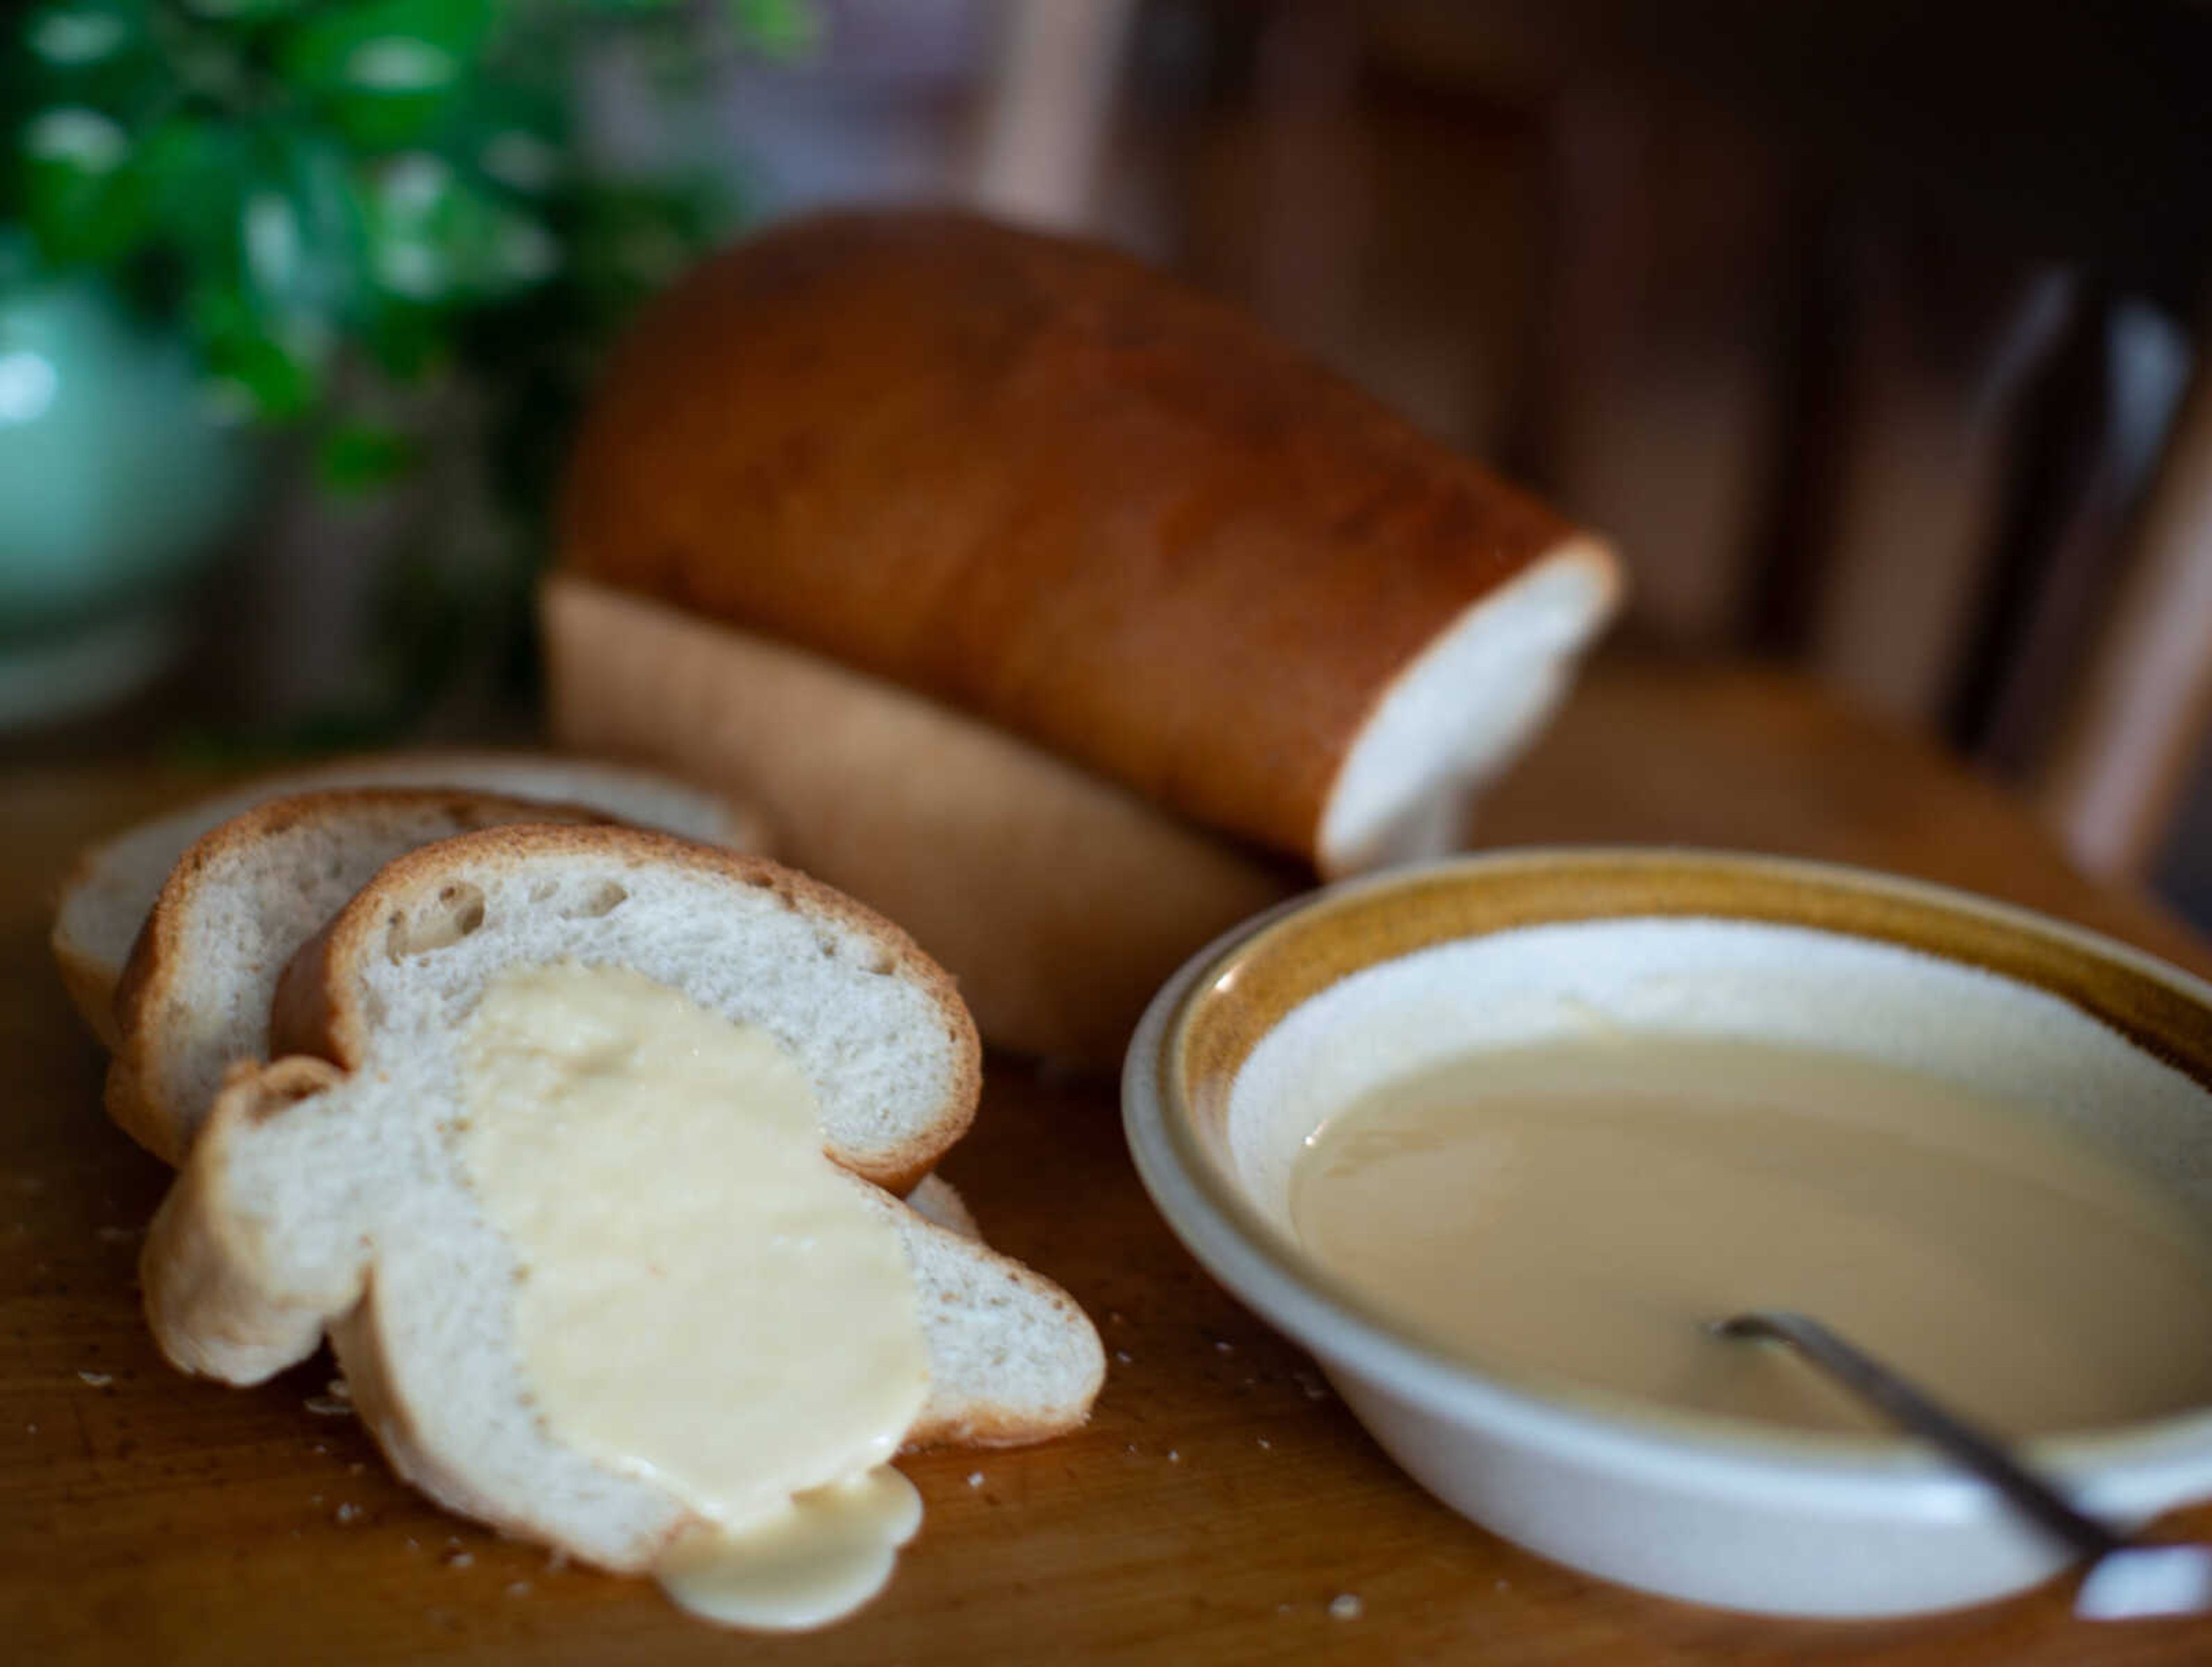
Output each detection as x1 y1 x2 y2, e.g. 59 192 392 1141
143 826 1097 1621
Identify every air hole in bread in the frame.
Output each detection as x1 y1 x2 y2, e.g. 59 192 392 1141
386 882 488 960
527 879 559 904
564 879 629 919
867 948 897 976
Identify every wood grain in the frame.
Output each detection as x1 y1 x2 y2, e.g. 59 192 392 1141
5 654 2210 1664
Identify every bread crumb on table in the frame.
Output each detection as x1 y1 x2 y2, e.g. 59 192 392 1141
506 1582 531 1598
1330 1594 1363 1621
305 1396 352 1417
445 1551 474 1570
967 1472 984 1488
335 1503 363 1525
76 1370 113 1387
1114 1351 1132 1365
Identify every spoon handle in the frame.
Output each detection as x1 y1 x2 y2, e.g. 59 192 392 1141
1715 1309 2126 1564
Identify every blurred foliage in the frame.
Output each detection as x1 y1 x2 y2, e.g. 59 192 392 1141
1 0 812 738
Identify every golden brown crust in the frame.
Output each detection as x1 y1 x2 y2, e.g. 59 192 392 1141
266 915 344 1068
287 823 982 1194
560 208 1611 865
107 789 614 1167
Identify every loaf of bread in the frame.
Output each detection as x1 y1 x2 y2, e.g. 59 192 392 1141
144 825 1098 1574
559 209 1619 878
53 750 767 1046
552 209 1618 1063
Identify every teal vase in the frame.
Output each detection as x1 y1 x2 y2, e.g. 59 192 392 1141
0 260 254 728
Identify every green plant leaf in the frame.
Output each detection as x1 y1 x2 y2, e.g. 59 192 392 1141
18 105 150 266
189 283 322 420
275 0 494 151
447 82 569 194
178 0 310 24
727 0 819 59
138 114 249 283
24 2 147 71
259 123 372 326
316 418 418 493
357 291 445 380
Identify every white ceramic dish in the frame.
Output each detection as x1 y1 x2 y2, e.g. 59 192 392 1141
1122 848 2212 1617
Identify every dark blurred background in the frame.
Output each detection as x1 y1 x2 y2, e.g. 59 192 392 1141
6 0 2212 923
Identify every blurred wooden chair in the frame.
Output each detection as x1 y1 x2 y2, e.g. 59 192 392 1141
962 0 2212 893
2043 357 2212 881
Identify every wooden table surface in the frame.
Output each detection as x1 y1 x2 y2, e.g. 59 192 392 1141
6 653 2211 1665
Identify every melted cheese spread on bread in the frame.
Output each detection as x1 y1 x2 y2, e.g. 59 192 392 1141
456 960 929 1628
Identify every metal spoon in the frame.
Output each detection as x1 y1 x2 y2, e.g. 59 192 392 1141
1715 1309 2212 1620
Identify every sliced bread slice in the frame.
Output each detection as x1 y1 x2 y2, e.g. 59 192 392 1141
271 824 978 1192
147 1060 1100 1570
106 789 618 1166
54 750 768 1046
142 833 1091 1572
560 209 1619 877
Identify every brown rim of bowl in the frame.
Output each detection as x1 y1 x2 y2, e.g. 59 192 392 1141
1135 846 2212 1498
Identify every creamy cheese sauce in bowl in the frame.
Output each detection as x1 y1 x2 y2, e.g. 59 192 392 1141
1122 850 2212 1617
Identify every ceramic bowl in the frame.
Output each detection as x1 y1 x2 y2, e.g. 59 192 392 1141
1122 848 2212 1618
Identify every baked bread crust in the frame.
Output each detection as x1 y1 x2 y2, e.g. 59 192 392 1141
559 207 1619 873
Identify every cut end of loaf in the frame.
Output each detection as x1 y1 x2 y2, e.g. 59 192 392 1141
1317 539 1622 878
